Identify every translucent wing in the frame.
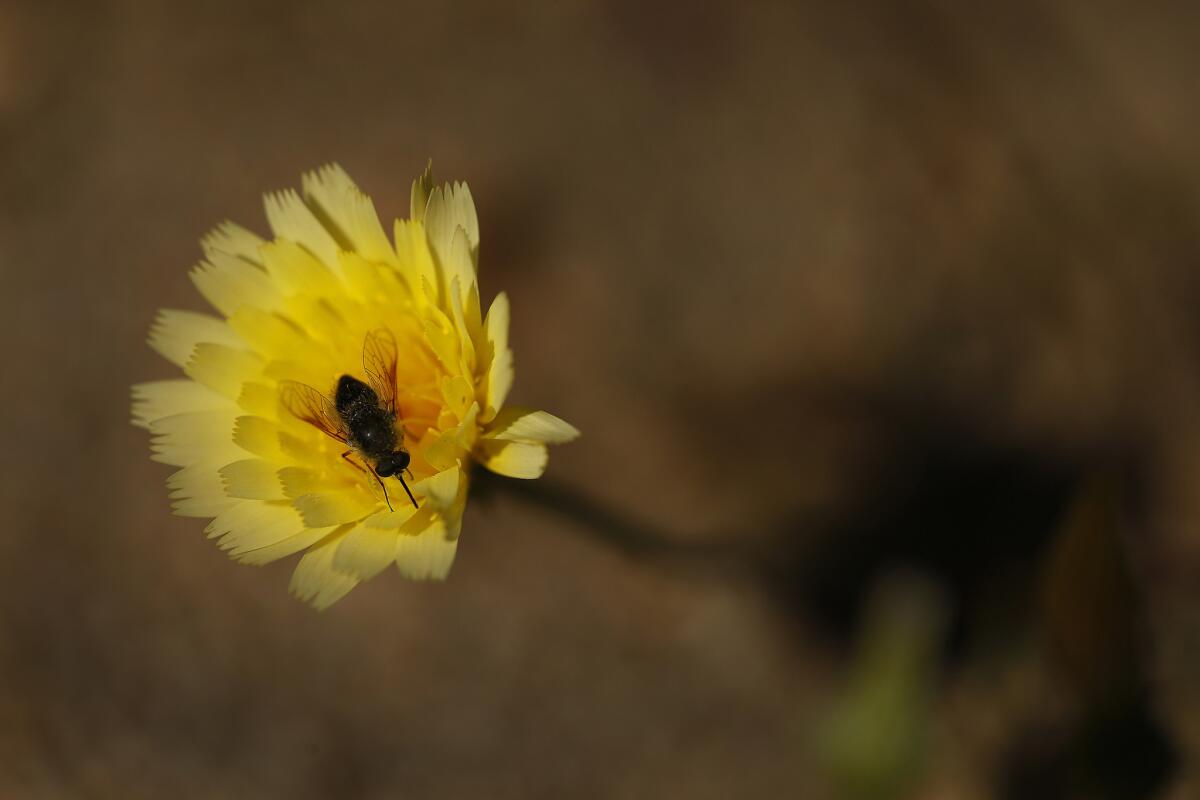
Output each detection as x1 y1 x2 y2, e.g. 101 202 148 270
279 380 348 443
362 328 399 414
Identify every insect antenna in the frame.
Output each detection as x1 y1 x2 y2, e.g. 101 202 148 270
397 474 418 509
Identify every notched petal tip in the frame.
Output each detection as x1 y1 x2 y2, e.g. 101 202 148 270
410 159 436 222
395 525 459 581
289 525 360 609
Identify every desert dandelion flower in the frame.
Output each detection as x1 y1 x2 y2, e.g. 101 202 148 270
132 164 579 608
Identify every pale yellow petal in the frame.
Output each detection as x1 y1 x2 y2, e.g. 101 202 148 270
263 189 341 268
409 161 435 222
148 309 243 368
237 381 282 418
279 466 328 498
207 500 305 558
423 181 479 265
131 380 228 429
274 427 335 469
259 239 341 298
481 292 513 420
234 526 335 566
200 221 265 265
190 252 279 317
475 439 548 479
279 462 361 495
219 459 285 500
168 464 237 518
226 306 302 358
301 164 395 264
333 523 400 580
422 303 462 375
416 465 461 513
339 251 411 304
293 489 377 527
421 403 479 470
184 343 264 399
448 272 477 373
232 415 286 459
361 504 423 530
282 294 356 349
483 407 580 444
395 524 459 581
394 219 440 306
149 411 242 467
289 526 360 609
439 374 474 421
439 471 469 541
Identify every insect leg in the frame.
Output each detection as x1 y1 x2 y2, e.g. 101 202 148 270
342 450 393 512
340 450 367 473
374 472 394 513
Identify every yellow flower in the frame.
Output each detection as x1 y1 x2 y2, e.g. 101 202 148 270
132 164 579 608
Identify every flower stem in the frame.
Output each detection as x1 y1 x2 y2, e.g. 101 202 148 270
475 471 766 567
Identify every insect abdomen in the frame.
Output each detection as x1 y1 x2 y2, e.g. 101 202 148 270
335 375 377 414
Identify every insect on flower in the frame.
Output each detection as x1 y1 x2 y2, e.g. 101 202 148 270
279 328 417 512
132 163 579 608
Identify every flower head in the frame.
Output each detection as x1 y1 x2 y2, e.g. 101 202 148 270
133 164 578 608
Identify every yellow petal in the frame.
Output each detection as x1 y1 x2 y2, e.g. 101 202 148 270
339 251 411 305
421 403 479 470
219 459 285 500
395 524 459 580
235 522 335 565
232 415 285 459
150 411 242 467
168 464 237 518
235 382 280 418
394 219 440 306
422 303 461 375
263 188 341 269
333 524 400 580
439 471 469 541
483 407 580 444
362 507 419 530
302 163 395 264
190 252 279 318
279 465 352 497
201 221 265 265
439 374 474 421
448 272 477 373
410 161 435 222
184 343 264 399
423 181 479 266
207 500 307 559
132 380 227 429
289 526 360 609
227 307 302 359
481 292 513 421
416 465 462 513
148 309 243 368
275 430 332 470
293 489 377 527
474 439 548 479
260 239 340 298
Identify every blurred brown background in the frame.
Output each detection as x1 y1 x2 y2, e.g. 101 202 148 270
4 1 1200 797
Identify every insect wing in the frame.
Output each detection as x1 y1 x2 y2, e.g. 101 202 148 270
279 380 348 443
362 328 399 414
